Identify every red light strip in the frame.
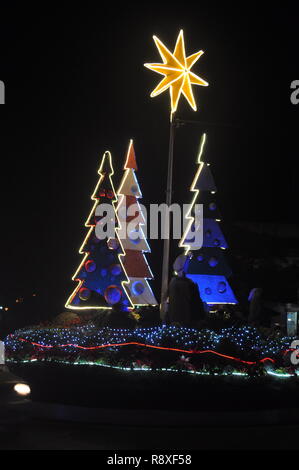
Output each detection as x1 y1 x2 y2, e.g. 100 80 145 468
14 337 276 365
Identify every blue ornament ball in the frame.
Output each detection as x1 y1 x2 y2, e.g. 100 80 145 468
132 281 145 296
85 260 96 273
109 264 122 276
104 285 122 305
107 238 119 250
208 257 218 268
79 288 91 301
218 281 227 294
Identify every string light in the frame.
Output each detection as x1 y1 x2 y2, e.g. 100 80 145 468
179 133 206 255
5 357 296 380
5 325 297 377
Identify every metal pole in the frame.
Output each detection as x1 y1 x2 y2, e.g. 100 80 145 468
160 114 176 319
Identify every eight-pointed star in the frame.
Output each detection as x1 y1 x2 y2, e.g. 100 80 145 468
144 30 208 113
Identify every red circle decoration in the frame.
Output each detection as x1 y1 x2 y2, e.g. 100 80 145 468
104 285 122 305
85 260 97 273
106 190 114 199
79 288 91 301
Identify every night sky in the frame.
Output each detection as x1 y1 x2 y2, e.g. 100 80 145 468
0 5 298 309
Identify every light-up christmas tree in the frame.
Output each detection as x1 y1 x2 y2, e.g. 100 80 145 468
179 134 238 306
116 140 158 306
65 151 133 310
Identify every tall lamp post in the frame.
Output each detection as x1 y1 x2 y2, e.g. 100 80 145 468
144 30 208 317
160 115 176 316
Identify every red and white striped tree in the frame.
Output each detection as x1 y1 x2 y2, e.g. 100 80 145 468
116 140 158 306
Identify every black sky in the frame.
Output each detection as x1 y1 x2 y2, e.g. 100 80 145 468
0 4 298 305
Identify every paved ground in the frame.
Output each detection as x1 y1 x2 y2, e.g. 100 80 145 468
1 418 299 450
2 363 299 450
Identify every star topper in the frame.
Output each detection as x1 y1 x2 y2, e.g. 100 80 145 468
144 30 208 115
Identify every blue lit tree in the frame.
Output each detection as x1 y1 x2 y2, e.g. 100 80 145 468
179 134 238 306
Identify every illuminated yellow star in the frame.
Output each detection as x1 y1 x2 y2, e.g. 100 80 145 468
144 30 208 114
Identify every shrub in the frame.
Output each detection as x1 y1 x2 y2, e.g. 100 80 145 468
52 312 81 327
135 306 161 328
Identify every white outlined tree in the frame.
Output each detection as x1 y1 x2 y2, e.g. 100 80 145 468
179 134 238 306
116 140 158 306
